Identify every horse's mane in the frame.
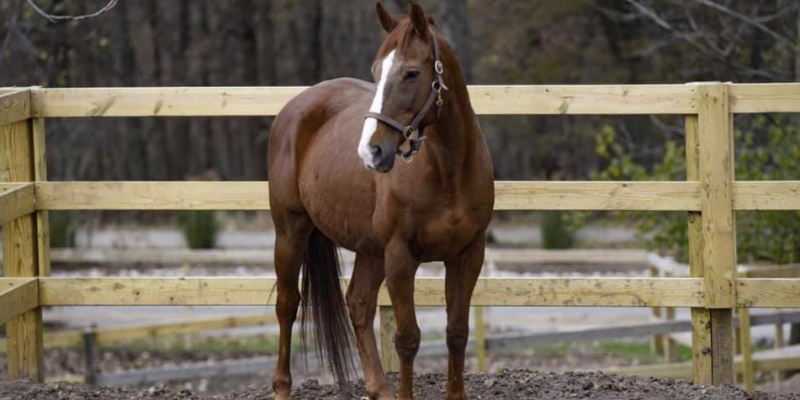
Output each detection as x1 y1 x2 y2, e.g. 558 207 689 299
377 20 431 59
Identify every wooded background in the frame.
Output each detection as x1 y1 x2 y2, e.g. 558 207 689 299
2 0 798 183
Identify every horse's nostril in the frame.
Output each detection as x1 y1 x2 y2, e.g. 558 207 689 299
370 145 383 158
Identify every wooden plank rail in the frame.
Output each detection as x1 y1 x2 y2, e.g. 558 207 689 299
23 84 800 117
24 83 800 117
7 276 795 308
33 277 707 307
0 313 279 353
0 183 34 225
30 85 699 117
33 181 703 211
31 180 800 211
729 83 800 113
0 279 38 325
0 90 31 126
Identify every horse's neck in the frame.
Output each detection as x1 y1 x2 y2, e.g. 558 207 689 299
421 84 483 192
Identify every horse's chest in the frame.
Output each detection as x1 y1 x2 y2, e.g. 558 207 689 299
407 207 480 261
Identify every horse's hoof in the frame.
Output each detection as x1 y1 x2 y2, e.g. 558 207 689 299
273 392 292 400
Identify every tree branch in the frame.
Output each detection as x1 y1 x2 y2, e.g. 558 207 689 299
0 0 23 64
26 0 118 23
692 0 796 49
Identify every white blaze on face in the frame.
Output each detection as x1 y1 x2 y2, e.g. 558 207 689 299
358 49 396 168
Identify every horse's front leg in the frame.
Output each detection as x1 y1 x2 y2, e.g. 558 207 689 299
443 234 486 400
384 242 421 400
346 254 393 400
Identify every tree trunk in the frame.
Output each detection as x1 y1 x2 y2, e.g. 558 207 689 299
437 0 472 81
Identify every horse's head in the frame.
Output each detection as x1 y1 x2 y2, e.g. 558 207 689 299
358 2 447 173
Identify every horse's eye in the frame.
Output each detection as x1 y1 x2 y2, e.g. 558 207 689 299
403 70 421 81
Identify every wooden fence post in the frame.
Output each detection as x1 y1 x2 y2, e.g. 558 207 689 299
32 116 51 278
379 305 399 373
649 266 665 357
696 82 736 385
83 328 98 385
738 306 753 391
1 92 45 381
686 110 713 386
474 305 487 372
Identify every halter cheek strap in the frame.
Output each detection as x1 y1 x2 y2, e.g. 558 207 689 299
365 27 448 162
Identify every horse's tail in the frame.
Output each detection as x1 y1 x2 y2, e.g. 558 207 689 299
300 227 355 383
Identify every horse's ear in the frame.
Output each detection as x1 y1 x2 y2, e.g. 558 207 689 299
410 2 428 35
376 3 398 33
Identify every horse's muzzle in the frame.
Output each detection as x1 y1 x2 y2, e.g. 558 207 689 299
361 141 396 173
363 144 393 173
372 153 395 173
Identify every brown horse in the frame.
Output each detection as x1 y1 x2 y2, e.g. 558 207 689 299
268 3 494 399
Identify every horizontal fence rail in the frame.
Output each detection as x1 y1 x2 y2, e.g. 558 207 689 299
10 277 707 307
25 84 800 117
31 85 698 116
25 180 800 211
0 276 796 308
0 183 34 225
0 90 30 125
0 279 38 325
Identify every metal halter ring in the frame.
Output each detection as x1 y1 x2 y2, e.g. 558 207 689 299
432 81 442 92
435 60 444 74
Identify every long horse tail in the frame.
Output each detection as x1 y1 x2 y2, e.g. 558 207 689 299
300 227 356 384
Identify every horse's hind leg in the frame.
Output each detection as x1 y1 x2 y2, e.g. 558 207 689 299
443 235 486 400
346 254 393 400
271 211 313 400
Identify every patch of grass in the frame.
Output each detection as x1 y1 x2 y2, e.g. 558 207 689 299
178 211 218 249
600 340 656 361
600 340 696 363
50 211 76 248
676 343 693 361
494 341 573 358
540 211 575 249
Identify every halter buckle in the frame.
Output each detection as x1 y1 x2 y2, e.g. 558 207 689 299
403 126 415 140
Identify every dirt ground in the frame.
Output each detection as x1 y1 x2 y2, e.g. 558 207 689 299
2 370 797 400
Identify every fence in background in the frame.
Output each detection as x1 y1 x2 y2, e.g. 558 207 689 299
2 83 800 387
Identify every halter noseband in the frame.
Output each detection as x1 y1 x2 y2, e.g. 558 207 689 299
365 27 448 162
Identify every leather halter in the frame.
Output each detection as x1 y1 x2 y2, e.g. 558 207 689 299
365 27 448 162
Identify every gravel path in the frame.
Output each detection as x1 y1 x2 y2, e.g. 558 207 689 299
2 370 796 399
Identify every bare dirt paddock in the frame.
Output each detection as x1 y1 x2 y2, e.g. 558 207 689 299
2 371 797 400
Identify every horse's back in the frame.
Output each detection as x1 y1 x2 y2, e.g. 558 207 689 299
268 78 373 216
272 77 371 134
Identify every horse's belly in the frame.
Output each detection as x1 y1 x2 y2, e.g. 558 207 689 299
306 202 383 257
298 147 383 257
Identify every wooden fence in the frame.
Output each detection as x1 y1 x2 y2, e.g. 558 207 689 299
2 83 800 386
